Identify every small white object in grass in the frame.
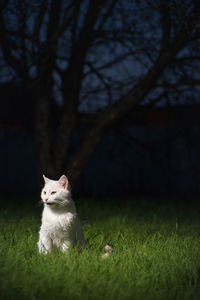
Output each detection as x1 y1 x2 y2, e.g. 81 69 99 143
102 245 113 258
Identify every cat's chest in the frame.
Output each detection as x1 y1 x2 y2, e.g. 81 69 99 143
42 208 74 233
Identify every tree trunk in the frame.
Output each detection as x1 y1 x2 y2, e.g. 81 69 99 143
34 96 55 183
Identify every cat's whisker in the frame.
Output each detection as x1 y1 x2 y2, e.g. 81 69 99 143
36 200 44 207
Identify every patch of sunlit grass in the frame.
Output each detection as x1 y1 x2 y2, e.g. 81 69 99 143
0 197 200 300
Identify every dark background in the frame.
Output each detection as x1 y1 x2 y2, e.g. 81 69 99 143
0 0 200 197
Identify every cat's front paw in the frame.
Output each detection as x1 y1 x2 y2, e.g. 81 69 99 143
38 240 49 255
61 241 71 253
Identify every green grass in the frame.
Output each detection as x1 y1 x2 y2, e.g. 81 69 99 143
0 196 200 300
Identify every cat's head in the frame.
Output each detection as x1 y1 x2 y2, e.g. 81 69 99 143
41 175 70 206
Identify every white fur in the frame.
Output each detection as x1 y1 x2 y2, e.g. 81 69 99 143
38 175 86 254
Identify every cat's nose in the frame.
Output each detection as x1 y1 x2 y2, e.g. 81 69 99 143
45 198 48 203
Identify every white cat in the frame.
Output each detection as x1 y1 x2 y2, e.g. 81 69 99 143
38 174 86 254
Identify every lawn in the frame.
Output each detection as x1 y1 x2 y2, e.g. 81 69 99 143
0 196 200 300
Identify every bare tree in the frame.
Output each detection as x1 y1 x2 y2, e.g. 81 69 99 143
0 0 200 185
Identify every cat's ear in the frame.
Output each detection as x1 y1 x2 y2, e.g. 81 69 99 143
58 175 68 190
43 175 50 184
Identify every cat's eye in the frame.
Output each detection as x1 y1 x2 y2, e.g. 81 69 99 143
44 191 46 195
51 191 56 195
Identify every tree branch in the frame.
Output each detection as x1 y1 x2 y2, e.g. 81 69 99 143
66 9 200 184
160 0 171 51
33 0 48 42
